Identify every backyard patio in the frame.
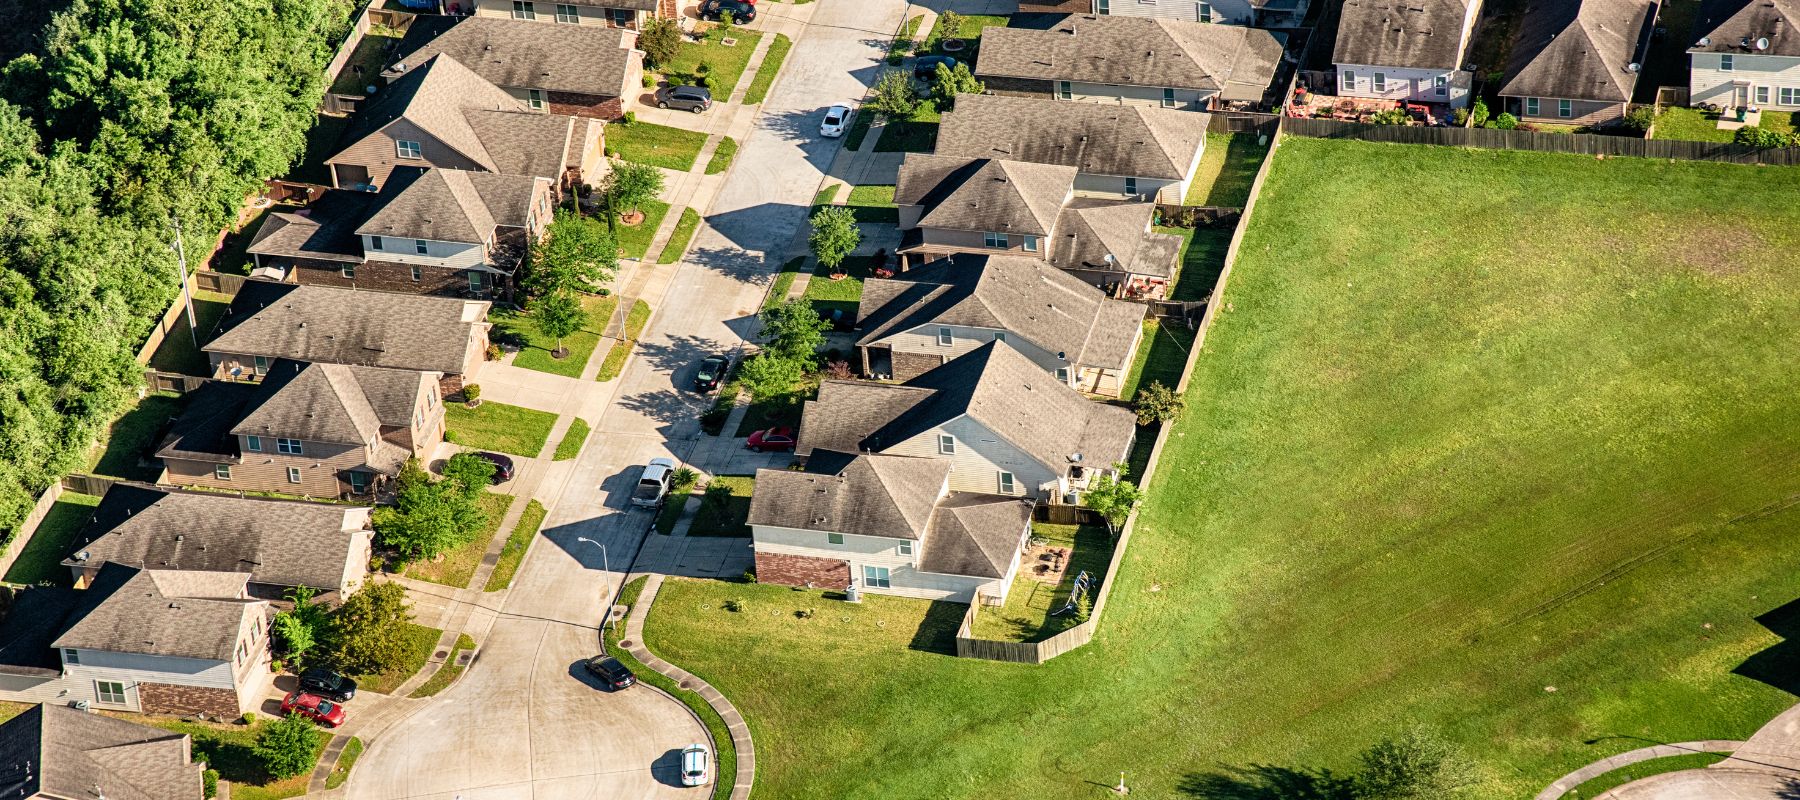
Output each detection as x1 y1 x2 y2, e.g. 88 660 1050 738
1288 90 1451 126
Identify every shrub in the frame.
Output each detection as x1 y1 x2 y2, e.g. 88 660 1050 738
671 466 700 495
462 384 482 403
724 598 745 612
1733 124 1799 147
318 582 416 676
254 714 321 780
239 712 256 725
703 481 733 509
936 10 964 42
1354 727 1478 799
639 17 682 67
1134 381 1185 426
1623 106 1654 132
203 769 219 799
485 343 502 361
824 359 854 380
741 568 757 584
699 405 731 434
642 74 655 88
1367 108 1410 125
1470 98 1490 127
1490 113 1518 130
1452 107 1469 126
622 110 637 125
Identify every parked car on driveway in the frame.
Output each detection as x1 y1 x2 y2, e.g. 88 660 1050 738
280 691 346 727
681 743 710 787
820 104 851 137
298 668 357 702
584 655 636 690
913 55 957 80
745 426 795 452
700 0 755 22
631 457 678 508
693 354 732 392
472 451 515 483
655 85 712 113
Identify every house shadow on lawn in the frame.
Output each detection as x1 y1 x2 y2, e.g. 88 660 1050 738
1177 764 1355 800
906 600 967 655
1735 596 1800 697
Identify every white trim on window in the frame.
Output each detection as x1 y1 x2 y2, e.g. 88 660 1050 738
369 235 383 251
277 438 303 455
998 471 1015 494
1373 72 1386 92
555 3 580 22
513 0 537 20
1097 0 1109 11
1056 366 1071 383
1341 70 1355 89
95 680 127 705
1779 87 1800 106
415 239 429 255
253 356 270 376
1434 75 1447 96
898 541 913 556
1557 98 1572 118
983 231 1008 248
341 263 355 279
63 648 79 666
396 140 422 159
1197 2 1212 22
1123 177 1138 196
1756 85 1771 104
827 532 844 545
246 435 262 452
993 331 1007 343
1056 80 1072 100
1525 97 1540 116
215 464 232 481
1720 54 1734 71
287 467 303 484
527 89 546 110
1022 235 1038 252
937 434 956 455
411 265 422 281
861 565 891 589
938 327 954 346
1161 87 1176 107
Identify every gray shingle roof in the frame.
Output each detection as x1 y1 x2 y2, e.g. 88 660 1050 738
337 53 520 173
855 254 1145 370
896 155 1076 237
53 565 264 663
1333 0 1473 70
226 359 428 447
747 452 950 540
1692 0 1800 55
205 280 488 375
357 167 543 244
935 94 1207 181
66 484 369 593
1043 200 1184 280
917 493 1034 579
1502 0 1656 101
246 190 381 263
461 108 578 180
976 15 1283 100
0 704 202 800
390 16 636 99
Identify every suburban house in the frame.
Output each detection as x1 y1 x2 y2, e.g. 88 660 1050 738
0 703 204 800
204 280 491 393
0 564 275 720
247 166 554 300
157 359 445 500
934 94 1208 204
1500 0 1657 125
471 0 670 30
895 153 1184 298
1687 0 1800 112
1019 0 1310 28
386 15 643 121
1332 0 1480 109
797 340 1138 503
325 52 603 193
63 483 375 600
747 451 1035 604
854 254 1146 398
975 15 1285 110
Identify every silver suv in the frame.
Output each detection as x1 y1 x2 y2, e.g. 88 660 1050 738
655 85 712 113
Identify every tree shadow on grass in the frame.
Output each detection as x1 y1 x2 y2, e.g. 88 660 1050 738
1735 595 1800 697
1177 764 1357 800
906 600 967 655
89 394 186 482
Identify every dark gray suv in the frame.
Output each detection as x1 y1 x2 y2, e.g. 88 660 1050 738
655 85 713 113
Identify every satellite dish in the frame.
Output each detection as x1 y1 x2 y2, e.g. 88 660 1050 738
1756 37 1770 50
1698 36 1711 45
1102 253 1116 264
1627 62 1641 72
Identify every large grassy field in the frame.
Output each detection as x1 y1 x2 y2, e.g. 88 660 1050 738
644 139 1800 799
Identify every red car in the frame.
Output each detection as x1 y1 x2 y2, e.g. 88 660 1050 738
280 691 346 728
745 426 795 452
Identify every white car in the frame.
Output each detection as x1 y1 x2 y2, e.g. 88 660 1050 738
820 104 851 138
680 743 710 787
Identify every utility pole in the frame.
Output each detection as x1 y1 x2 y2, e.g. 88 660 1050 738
169 214 199 349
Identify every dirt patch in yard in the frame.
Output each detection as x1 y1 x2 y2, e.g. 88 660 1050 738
1665 226 1764 276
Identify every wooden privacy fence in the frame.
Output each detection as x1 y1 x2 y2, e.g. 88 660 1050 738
1283 116 1800 165
1 474 120 577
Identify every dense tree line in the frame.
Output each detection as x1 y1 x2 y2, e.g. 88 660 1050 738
0 0 354 534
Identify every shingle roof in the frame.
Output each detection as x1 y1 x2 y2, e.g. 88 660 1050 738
1043 200 1184 280
976 15 1283 100
917 493 1034 579
357 167 543 244
747 452 950 540
246 190 381 263
1691 0 1800 54
896 155 1075 237
232 359 427 446
1502 0 1656 101
53 564 263 663
154 381 258 462
1333 0 1474 69
0 704 202 800
461 108 578 180
390 16 636 99
205 280 487 375
935 95 1207 181
855 254 1145 371
798 341 1138 473
336 54 519 173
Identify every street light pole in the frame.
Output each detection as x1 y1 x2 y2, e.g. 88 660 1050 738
576 536 614 636
168 214 199 350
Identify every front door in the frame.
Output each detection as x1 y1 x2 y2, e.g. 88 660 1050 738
1736 83 1751 108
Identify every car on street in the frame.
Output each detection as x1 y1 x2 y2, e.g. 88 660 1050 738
280 691 346 727
631 457 679 508
655 85 713 114
693 354 732 392
298 668 357 702
583 655 637 690
471 451 515 483
745 426 795 453
699 0 754 22
913 55 957 80
820 104 851 137
681 744 710 787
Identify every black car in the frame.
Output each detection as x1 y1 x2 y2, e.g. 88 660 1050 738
584 655 636 690
655 84 713 113
298 668 357 702
693 354 732 392
473 451 515 483
700 0 755 22
913 55 957 80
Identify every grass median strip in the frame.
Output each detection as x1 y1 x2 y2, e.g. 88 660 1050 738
705 136 737 175
743 33 792 105
323 737 364 790
409 633 478 698
485 500 548 592
596 300 652 382
658 207 702 264
607 577 738 800
553 417 591 461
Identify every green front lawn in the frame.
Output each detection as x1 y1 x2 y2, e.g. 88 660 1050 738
140 717 329 800
922 13 1009 68
492 294 617 378
484 499 547 592
968 523 1113 642
844 108 875 150
403 493 515 588
1181 132 1269 207
553 417 591 461
446 401 558 457
3 492 100 586
873 100 939 152
658 26 764 99
88 393 185 482
607 122 708 171
644 138 1800 798
1653 106 1800 142
886 15 922 65
617 199 672 260
690 476 754 537
743 33 792 105
323 736 364 790
147 289 233 375
705 136 738 175
845 184 898 224
801 250 872 322
349 622 441 696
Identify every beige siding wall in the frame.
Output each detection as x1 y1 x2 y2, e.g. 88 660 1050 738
326 119 487 190
882 417 1059 497
751 524 1002 603
1066 81 1214 110
1690 52 1800 107
880 324 1076 387
1335 64 1467 107
360 234 489 269
908 225 1051 256
1509 96 1627 126
164 438 368 498
1098 0 1256 25
474 0 644 27
1073 172 1182 203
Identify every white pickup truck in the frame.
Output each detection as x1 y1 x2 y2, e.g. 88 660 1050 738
630 458 678 509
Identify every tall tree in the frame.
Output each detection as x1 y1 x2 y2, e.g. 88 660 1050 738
255 714 323 779
530 289 585 359
602 159 665 223
525 210 618 298
638 17 682 67
319 582 416 676
1354 727 1478 799
372 460 488 562
1084 464 1143 536
737 353 807 404
866 70 918 118
441 451 498 497
759 299 831 366
808 206 860 273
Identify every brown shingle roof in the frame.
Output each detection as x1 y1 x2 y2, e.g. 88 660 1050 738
390 16 637 99
1043 200 1184 280
918 493 1034 579
1502 0 1657 102
357 167 544 244
1691 0 1800 55
1333 0 1473 70
896 155 1076 237
246 190 381 263
226 359 429 446
747 452 949 540
977 15 1283 100
205 281 487 375
53 565 264 663
0 704 202 800
935 95 1207 181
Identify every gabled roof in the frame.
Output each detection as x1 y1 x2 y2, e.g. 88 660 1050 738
976 15 1284 101
855 255 1145 370
205 280 487 375
1333 0 1473 70
52 564 263 663
0 704 201 800
389 16 636 99
1502 0 1656 102
357 167 544 244
246 190 381 263
896 155 1076 237
1691 0 1800 55
935 95 1207 181
917 493 1035 579
747 452 950 540
1043 201 1184 280
797 341 1138 473
65 484 370 593
158 360 429 470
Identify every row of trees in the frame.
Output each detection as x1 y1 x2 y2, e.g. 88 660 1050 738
0 0 357 534
519 158 663 357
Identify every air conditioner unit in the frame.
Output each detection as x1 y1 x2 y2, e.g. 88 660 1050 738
68 700 90 711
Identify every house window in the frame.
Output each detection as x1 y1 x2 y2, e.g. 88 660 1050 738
287 467 303 484
1197 2 1212 22
1161 87 1177 107
412 265 422 281
983 231 1008 248
1434 75 1447 96
898 541 913 556
513 1 537 20
993 332 1007 343
998 471 1015 494
1056 366 1071 383
1123 177 1138 196
215 464 232 481
609 8 632 25
1056 80 1072 100
1557 99 1572 118
341 263 355 279
277 438 303 455
63 649 79 666
938 327 953 346
1097 0 1109 11
862 565 891 589
1373 73 1386 92
556 3 579 22
396 140 422 159
253 356 270 376
415 239 429 255
469 272 486 292
1721 54 1734 71
348 471 370 494
1756 86 1771 104
1022 235 1038 252
827 532 844 545
527 89 546 111
369 235 383 251
1342 70 1355 89
1525 97 1540 116
1779 87 1800 106
246 435 262 452
96 681 127 705
937 434 956 454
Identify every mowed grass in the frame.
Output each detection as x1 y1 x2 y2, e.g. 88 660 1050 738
742 33 792 105
403 493 515 588
350 622 441 696
644 139 1800 799
1654 106 1800 143
494 294 617 377
617 199 672 260
658 207 702 264
446 401 557 457
607 122 707 171
484 499 547 592
3 492 101 586
1182 131 1270 207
